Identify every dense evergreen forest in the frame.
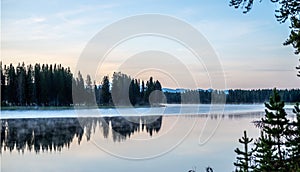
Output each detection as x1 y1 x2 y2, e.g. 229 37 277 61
0 62 162 107
165 89 300 104
1 62 299 107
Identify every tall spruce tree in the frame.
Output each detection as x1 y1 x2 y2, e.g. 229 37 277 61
261 88 289 170
145 77 155 104
129 79 136 106
34 64 41 105
101 75 110 105
141 80 145 104
25 64 34 105
16 63 26 105
7 64 17 105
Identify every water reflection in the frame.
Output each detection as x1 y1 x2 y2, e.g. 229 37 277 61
0 112 266 154
1 118 84 153
0 116 163 153
181 111 264 120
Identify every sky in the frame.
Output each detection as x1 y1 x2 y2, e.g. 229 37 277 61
1 0 300 89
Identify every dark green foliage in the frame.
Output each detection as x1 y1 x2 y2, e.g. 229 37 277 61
129 79 140 106
261 89 289 169
16 63 26 105
164 88 300 104
234 130 254 172
253 89 290 171
111 72 131 106
101 76 110 105
233 89 300 171
286 103 300 170
253 132 277 172
145 77 155 104
1 62 164 107
284 17 300 54
109 72 162 106
0 62 6 105
141 80 145 103
85 74 94 105
1 62 73 106
6 64 16 105
73 71 85 105
34 64 41 105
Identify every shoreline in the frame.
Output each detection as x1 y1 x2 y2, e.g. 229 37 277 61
0 104 161 111
1 103 296 111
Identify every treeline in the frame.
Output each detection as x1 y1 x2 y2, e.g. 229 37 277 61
1 62 299 107
75 71 162 106
1 62 73 106
164 89 300 104
0 62 162 107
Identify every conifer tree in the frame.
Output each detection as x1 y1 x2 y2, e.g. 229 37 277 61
101 76 110 105
25 64 34 106
16 63 26 105
0 62 5 105
234 130 254 172
141 80 145 104
286 103 300 170
129 79 137 106
261 88 289 170
253 131 277 172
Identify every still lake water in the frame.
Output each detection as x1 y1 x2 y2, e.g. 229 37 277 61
0 104 296 172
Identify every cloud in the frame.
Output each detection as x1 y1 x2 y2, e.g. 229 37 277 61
55 3 119 21
31 17 46 23
14 16 46 25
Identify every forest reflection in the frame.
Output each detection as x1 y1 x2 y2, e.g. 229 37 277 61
0 112 265 154
0 116 162 153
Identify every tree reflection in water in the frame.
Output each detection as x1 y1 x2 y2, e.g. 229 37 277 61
0 116 162 153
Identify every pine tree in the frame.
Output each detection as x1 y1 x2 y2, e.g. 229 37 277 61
101 75 110 105
234 130 254 172
145 77 155 104
34 64 41 105
111 72 132 106
253 131 277 172
16 63 26 105
7 64 17 105
25 64 34 105
286 103 300 170
111 72 121 106
85 74 94 105
261 88 289 170
141 80 145 104
129 79 136 106
76 71 85 105
94 81 100 105
0 62 6 105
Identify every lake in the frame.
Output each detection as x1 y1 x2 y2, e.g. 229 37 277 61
0 104 296 172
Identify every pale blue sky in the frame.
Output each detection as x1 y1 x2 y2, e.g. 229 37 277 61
1 0 299 89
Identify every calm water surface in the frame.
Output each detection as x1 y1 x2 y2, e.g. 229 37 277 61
0 104 295 172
